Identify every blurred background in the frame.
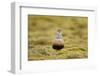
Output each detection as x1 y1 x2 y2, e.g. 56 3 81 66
28 15 88 60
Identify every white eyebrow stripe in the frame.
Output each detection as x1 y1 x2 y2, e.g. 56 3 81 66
56 32 63 39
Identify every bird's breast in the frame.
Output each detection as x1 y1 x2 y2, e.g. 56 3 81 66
52 39 64 50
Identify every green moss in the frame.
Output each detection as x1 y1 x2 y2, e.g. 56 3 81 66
28 15 88 60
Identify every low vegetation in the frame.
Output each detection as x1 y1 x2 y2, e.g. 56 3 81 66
28 15 88 61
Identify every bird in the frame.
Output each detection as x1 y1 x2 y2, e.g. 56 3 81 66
52 29 64 50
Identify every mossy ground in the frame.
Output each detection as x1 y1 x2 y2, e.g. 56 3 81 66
28 15 88 61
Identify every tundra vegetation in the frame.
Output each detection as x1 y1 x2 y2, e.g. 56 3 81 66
28 15 88 61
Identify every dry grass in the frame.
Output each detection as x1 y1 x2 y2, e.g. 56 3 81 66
28 15 88 61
